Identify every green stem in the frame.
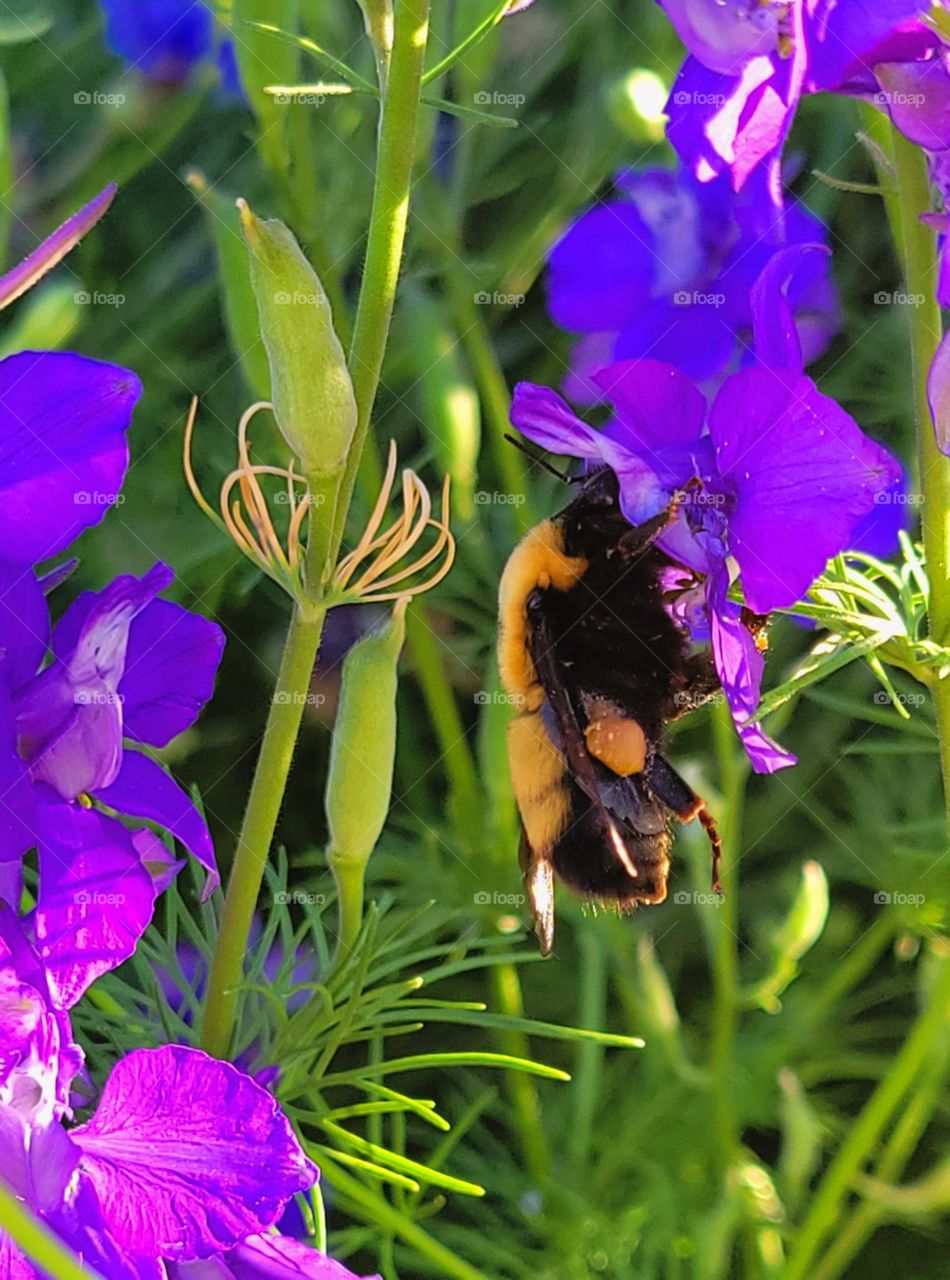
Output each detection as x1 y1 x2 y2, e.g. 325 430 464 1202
444 264 529 518
489 962 549 1182
783 943 950 1280
334 0 432 553
320 1157 486 1280
330 857 367 963
886 126 950 832
201 596 327 1057
568 927 607 1169
0 1179 96 1280
811 1028 950 1280
201 0 431 1057
709 700 749 1177
406 607 482 834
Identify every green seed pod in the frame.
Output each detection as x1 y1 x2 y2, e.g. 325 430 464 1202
326 601 407 870
187 171 270 401
239 199 356 478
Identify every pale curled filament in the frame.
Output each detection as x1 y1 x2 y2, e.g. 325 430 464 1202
184 398 311 586
334 440 456 603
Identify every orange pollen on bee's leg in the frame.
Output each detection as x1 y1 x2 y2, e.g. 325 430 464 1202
583 701 648 776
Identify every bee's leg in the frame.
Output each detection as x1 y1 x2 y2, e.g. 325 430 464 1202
616 480 700 561
617 509 674 559
669 652 721 720
519 829 556 956
644 752 723 893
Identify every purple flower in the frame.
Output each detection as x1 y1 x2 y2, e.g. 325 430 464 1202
98 0 240 91
0 909 371 1279
0 560 224 912
660 1 929 189
511 250 900 769
547 163 837 393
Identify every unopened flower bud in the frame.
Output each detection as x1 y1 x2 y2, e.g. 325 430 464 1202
325 601 407 960
239 199 356 477
325 601 406 870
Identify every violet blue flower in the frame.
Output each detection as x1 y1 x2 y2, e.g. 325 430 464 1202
547 163 837 393
660 1 929 190
99 0 241 92
0 560 224 910
511 248 901 770
0 903 357 1279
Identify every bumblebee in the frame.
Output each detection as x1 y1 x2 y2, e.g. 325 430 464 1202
498 466 723 954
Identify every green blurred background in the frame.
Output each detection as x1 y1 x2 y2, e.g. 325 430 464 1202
5 2 950 1277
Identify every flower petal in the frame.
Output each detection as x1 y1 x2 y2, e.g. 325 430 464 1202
70 1046 318 1260
224 1235 381 1280
34 802 157 1008
875 55 950 153
95 749 219 899
0 186 116 313
0 562 48 691
547 201 655 333
928 327 950 456
99 0 213 84
0 1232 37 1280
614 299 738 383
657 0 783 75
56 585 225 749
665 56 782 188
708 571 795 773
709 369 901 612
509 383 605 460
592 359 708 454
807 1 931 93
118 598 225 747
0 352 139 565
750 243 831 373
0 685 37 877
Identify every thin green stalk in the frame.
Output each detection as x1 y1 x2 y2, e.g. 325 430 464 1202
332 859 367 961
568 926 607 1169
811 1026 950 1280
709 701 749 1177
320 1156 486 1280
444 264 529 518
0 1179 96 1280
201 0 432 1056
490 962 550 1182
201 587 328 1057
886 126 950 832
784 943 950 1280
334 0 432 553
406 606 482 835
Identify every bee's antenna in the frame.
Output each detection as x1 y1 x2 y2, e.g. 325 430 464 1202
504 433 573 484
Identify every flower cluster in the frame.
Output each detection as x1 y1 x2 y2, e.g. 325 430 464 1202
97 0 240 93
516 0 950 766
547 162 838 395
518 246 901 770
658 0 929 193
650 0 950 455
0 191 367 1278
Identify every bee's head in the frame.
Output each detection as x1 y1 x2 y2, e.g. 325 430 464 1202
560 466 628 541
